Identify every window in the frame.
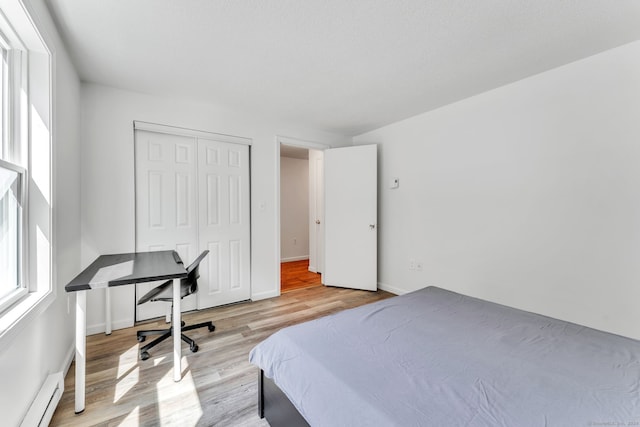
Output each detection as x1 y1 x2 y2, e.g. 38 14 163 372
0 23 27 314
0 160 25 311
0 0 52 341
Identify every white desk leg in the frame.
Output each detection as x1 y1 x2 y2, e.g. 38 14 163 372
105 288 112 335
173 278 182 382
75 290 87 414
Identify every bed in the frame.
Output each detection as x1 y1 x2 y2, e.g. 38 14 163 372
249 286 640 426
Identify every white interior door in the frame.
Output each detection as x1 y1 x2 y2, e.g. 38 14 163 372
323 144 377 291
135 130 199 321
196 138 251 308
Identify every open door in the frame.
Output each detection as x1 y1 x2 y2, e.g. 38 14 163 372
323 144 377 291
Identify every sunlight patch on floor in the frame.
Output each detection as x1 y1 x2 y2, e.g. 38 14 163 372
114 344 142 403
117 344 140 379
114 366 139 403
117 405 139 426
153 356 167 366
156 361 203 424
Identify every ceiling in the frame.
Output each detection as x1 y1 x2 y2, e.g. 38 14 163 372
46 0 640 136
280 145 309 160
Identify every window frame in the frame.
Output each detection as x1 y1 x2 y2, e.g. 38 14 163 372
0 16 28 315
0 0 53 345
0 158 26 313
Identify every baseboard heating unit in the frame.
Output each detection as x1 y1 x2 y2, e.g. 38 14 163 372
20 372 64 427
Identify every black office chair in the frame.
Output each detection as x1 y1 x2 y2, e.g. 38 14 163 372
136 250 215 360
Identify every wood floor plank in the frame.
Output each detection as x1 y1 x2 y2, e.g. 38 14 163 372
50 286 394 426
281 260 321 292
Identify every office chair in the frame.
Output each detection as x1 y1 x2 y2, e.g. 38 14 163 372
136 250 215 360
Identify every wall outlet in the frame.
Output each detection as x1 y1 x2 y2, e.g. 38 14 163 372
415 261 423 271
409 258 416 270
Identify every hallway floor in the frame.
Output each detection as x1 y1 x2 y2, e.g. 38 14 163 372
281 260 322 293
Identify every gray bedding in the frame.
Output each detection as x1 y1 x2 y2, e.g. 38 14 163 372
249 286 640 426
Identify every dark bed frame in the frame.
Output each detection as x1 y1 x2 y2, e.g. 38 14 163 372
258 369 310 427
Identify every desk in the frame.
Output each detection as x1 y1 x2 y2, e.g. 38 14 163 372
65 250 188 414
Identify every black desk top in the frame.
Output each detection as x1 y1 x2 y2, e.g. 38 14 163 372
65 250 187 292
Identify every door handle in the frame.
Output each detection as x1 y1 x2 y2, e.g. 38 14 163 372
369 224 376 230
316 220 321 225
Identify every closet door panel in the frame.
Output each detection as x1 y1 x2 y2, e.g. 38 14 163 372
196 138 251 308
135 130 198 321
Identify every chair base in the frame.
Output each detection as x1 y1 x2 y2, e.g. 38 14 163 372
137 320 215 360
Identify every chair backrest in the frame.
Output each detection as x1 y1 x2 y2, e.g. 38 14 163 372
183 250 210 295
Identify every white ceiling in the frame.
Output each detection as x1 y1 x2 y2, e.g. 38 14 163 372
46 0 640 136
280 145 309 160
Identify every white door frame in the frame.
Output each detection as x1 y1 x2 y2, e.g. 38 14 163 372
307 149 324 274
275 136 331 295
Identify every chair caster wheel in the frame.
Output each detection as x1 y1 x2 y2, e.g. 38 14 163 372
190 344 198 353
208 325 215 332
181 321 186 327
140 351 150 361
137 335 146 343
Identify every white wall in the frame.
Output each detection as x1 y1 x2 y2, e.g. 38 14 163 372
0 0 81 425
80 83 350 333
354 40 640 340
280 156 309 261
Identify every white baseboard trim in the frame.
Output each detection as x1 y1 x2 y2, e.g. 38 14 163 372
86 318 133 336
251 289 280 301
281 256 309 263
377 282 406 295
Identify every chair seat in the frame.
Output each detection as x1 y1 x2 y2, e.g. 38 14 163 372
136 250 212 361
137 279 196 304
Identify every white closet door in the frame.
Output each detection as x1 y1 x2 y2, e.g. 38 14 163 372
135 130 199 321
196 138 251 308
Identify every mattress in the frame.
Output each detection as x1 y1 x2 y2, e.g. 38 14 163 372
249 286 640 426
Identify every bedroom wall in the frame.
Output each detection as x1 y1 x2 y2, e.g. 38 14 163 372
0 0 81 425
354 40 640 340
80 83 349 333
280 156 310 262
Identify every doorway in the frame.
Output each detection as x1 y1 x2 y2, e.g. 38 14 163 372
278 138 327 293
276 138 378 294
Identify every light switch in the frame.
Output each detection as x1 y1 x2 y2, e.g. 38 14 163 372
390 177 399 189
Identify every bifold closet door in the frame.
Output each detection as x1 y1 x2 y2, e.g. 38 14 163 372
135 130 199 321
135 129 251 321
196 138 251 308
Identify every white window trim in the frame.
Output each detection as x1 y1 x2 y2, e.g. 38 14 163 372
0 289 54 343
0 158 27 312
0 0 53 348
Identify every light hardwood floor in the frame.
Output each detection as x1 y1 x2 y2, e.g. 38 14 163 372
51 285 393 426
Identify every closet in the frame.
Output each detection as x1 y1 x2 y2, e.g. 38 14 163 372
134 122 251 321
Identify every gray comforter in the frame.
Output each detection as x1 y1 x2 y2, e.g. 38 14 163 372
249 286 640 426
